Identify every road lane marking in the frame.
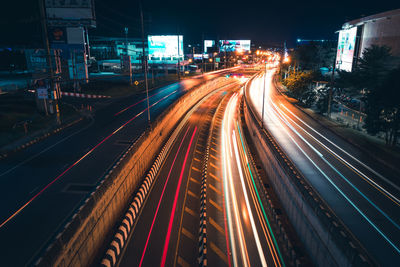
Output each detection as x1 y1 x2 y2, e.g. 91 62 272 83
210 198 223 212
187 190 198 199
194 157 201 162
190 177 200 184
192 166 201 172
138 126 191 267
209 184 221 195
184 206 197 217
0 117 94 178
210 217 224 235
182 227 196 241
211 147 219 153
1 90 180 229
210 241 228 264
210 154 218 160
209 172 221 182
210 162 219 170
177 256 191 267
161 127 197 267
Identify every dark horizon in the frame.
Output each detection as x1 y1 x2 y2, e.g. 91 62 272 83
0 1 398 47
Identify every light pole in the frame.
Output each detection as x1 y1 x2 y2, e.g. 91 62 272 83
261 62 266 129
140 1 150 124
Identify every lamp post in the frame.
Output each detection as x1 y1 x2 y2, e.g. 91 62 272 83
140 1 150 124
261 62 266 129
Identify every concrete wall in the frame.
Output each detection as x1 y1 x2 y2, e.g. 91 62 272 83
242 76 375 267
35 77 235 267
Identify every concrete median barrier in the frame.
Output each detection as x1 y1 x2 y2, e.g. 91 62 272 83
35 77 236 267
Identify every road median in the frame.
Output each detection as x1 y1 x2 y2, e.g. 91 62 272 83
34 76 236 267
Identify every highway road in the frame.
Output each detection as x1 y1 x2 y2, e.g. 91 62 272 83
116 72 285 267
247 68 400 265
0 69 234 266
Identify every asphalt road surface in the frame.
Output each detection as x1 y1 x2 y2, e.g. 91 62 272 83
247 68 400 265
117 73 284 267
0 69 235 266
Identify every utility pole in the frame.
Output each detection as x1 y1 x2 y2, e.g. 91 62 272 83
140 2 150 124
124 26 129 55
124 27 133 86
224 40 227 69
327 51 337 118
201 33 205 74
177 31 181 81
39 0 59 121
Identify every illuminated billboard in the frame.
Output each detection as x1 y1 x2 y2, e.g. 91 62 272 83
45 0 96 27
219 40 251 52
336 27 357 72
204 40 215 53
148 35 183 58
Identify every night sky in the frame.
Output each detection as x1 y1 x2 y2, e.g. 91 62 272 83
0 0 398 47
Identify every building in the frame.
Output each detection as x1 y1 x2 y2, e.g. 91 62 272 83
90 36 186 71
90 36 146 64
336 8 400 72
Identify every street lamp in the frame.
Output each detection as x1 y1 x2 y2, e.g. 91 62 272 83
261 61 267 129
283 56 290 63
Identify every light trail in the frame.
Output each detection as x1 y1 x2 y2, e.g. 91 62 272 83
0 90 178 229
236 122 285 267
160 126 197 267
222 93 243 267
114 84 177 116
232 130 268 267
272 102 400 230
280 104 400 205
250 71 400 255
139 126 191 267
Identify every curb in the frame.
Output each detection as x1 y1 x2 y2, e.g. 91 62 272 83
239 98 302 265
299 108 400 176
198 91 229 267
273 76 400 173
100 127 172 267
99 81 225 267
0 117 84 160
198 136 209 267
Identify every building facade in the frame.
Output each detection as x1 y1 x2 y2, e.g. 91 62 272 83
336 8 400 72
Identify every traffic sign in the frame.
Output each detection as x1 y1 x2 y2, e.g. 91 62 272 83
134 81 139 86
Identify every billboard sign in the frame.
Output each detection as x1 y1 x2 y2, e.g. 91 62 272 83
204 40 215 53
37 88 49 99
148 35 183 58
336 27 357 72
219 40 251 52
35 79 50 99
45 0 96 27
